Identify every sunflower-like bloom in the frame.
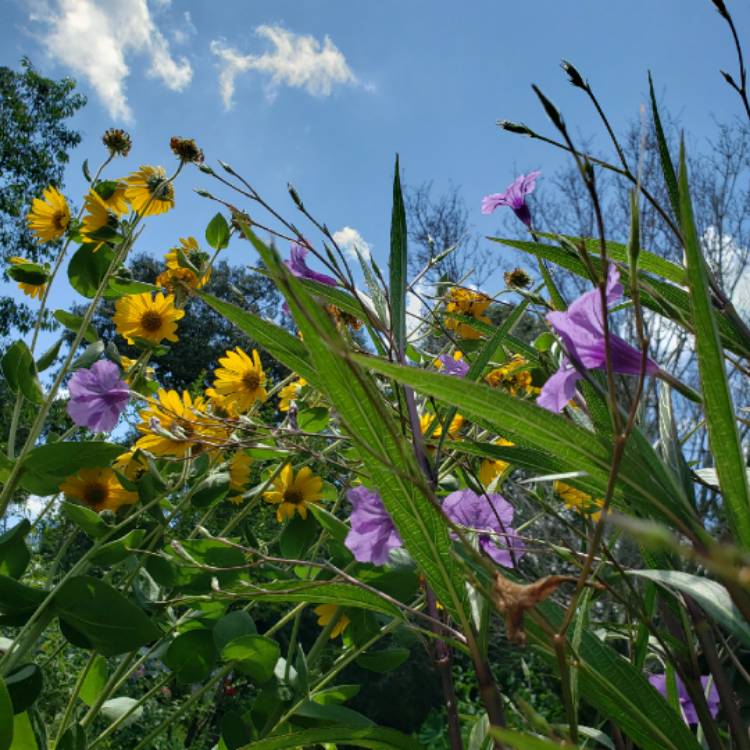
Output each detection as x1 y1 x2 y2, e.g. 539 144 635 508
228 452 252 504
485 355 539 397
206 347 267 415
419 412 464 439
479 438 514 487
113 449 148 482
554 481 604 521
278 377 307 412
160 237 211 289
313 604 350 639
26 185 70 243
124 165 175 216
263 463 323 522
80 189 117 245
113 292 184 345
59 467 137 513
119 356 156 384
444 287 491 340
8 257 47 299
135 389 228 458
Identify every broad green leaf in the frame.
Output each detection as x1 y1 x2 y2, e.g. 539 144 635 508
489 728 580 750
213 611 257 653
68 243 114 299
0 678 13 750
630 569 750 648
356 647 409 673
35 338 62 372
205 212 230 250
312 684 361 705
190 471 230 508
678 144 750 547
1 342 43 405
222 634 279 683
0 521 31 579
4 664 42 714
79 655 108 707
237 726 424 750
106 277 158 298
389 155 408 355
0 577 45 617
279 513 318 558
89 529 146 565
60 501 110 539
53 310 98 344
296 406 329 433
294 700 373 727
7 262 47 286
53 576 161 656
164 629 217 684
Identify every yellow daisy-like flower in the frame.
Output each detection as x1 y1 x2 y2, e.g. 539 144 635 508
278 377 307 412
100 182 129 216
314 604 350 639
8 257 47 300
112 449 148 483
479 438 514 487
59 467 137 513
135 389 228 458
485 355 539 397
26 185 70 243
206 347 267 416
113 292 184 345
554 481 605 521
119 356 155 384
124 165 175 216
420 412 464 439
444 287 491 340
227 452 253 504
80 189 115 245
263 463 324 522
164 237 211 289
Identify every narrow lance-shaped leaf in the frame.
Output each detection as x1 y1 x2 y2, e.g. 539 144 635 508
677 141 750 548
389 155 408 355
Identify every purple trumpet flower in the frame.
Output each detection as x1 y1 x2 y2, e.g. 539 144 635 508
481 171 541 228
537 264 659 412
345 486 402 566
443 489 524 567
437 354 469 378
286 243 337 286
648 673 720 725
67 360 130 432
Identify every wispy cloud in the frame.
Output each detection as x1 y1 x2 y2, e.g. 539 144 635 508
30 0 192 123
210 25 359 109
332 226 372 261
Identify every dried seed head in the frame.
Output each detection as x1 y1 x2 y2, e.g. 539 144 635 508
170 136 204 164
102 128 132 157
504 268 532 289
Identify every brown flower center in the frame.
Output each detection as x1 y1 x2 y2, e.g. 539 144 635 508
242 371 260 391
283 488 304 505
140 311 163 332
83 482 109 508
54 210 68 231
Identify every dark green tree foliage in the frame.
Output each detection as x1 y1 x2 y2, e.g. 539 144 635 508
84 253 286 390
0 57 86 338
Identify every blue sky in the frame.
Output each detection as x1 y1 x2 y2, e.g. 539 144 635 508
2 0 749 317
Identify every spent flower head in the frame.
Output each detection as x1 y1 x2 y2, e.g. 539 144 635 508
102 128 132 157
170 136 204 165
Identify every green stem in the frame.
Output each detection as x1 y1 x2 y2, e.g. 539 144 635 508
50 652 96 748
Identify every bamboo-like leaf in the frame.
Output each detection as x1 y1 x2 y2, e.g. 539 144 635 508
238 726 424 750
488 729 581 750
648 72 680 219
677 143 750 547
389 155 408 355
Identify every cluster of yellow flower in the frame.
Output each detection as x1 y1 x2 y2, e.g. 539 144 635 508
485 355 540 397
444 287 491 339
553 481 605 521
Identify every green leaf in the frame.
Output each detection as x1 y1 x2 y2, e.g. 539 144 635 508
53 576 161 656
164 629 218 684
7 262 48 286
630 569 750 648
8 711 36 750
79 655 108 707
89 529 146 565
56 725 86 750
0 576 45 617
4 664 42 714
222 634 279 683
488 728 580 750
280 512 318 558
309 504 350 545
68 243 114 298
356 647 409 673
190 471 230 508
389 155 408 355
35 338 62 372
0 678 13 750
648 73 680 219
296 406 329 433
53 310 98 344
237 726 424 750
294 700 373 727
1 341 43 405
0 521 31 579
221 710 252 750
60 501 110 539
312 684 360 705
71 340 104 369
213 611 257 653
677 144 750 547
206 212 230 250
106 277 158 298
20 442 124 496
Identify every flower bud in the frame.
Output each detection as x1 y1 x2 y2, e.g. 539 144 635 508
497 120 534 136
102 128 132 157
560 60 586 89
170 136 204 164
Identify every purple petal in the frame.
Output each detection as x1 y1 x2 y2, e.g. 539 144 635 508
285 243 337 286
438 354 469 377
345 486 401 565
536 362 582 412
67 360 129 432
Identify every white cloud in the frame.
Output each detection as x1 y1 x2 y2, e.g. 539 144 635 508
210 25 359 109
407 281 430 338
32 0 192 123
332 226 371 261
172 11 197 45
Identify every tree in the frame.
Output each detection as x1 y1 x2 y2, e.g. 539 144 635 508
0 57 86 339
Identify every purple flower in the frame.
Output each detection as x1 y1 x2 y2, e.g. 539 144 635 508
437 354 469 378
537 264 659 412
67 360 130 432
648 673 720 725
442 489 524 567
345 486 402 565
481 171 541 228
286 243 337 286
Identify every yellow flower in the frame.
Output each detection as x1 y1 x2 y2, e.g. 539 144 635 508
420 412 464 439
113 292 184 345
479 438 514 486
124 165 174 216
101 183 130 215
206 347 267 415
163 237 211 289
135 389 228 458
485 355 539 397
263 463 323 522
119 356 155 384
59 467 137 513
278 377 307 412
26 185 70 243
9 257 46 300
80 189 115 245
228 452 252 503
112 449 148 482
554 481 605 521
314 604 350 639
444 287 491 339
